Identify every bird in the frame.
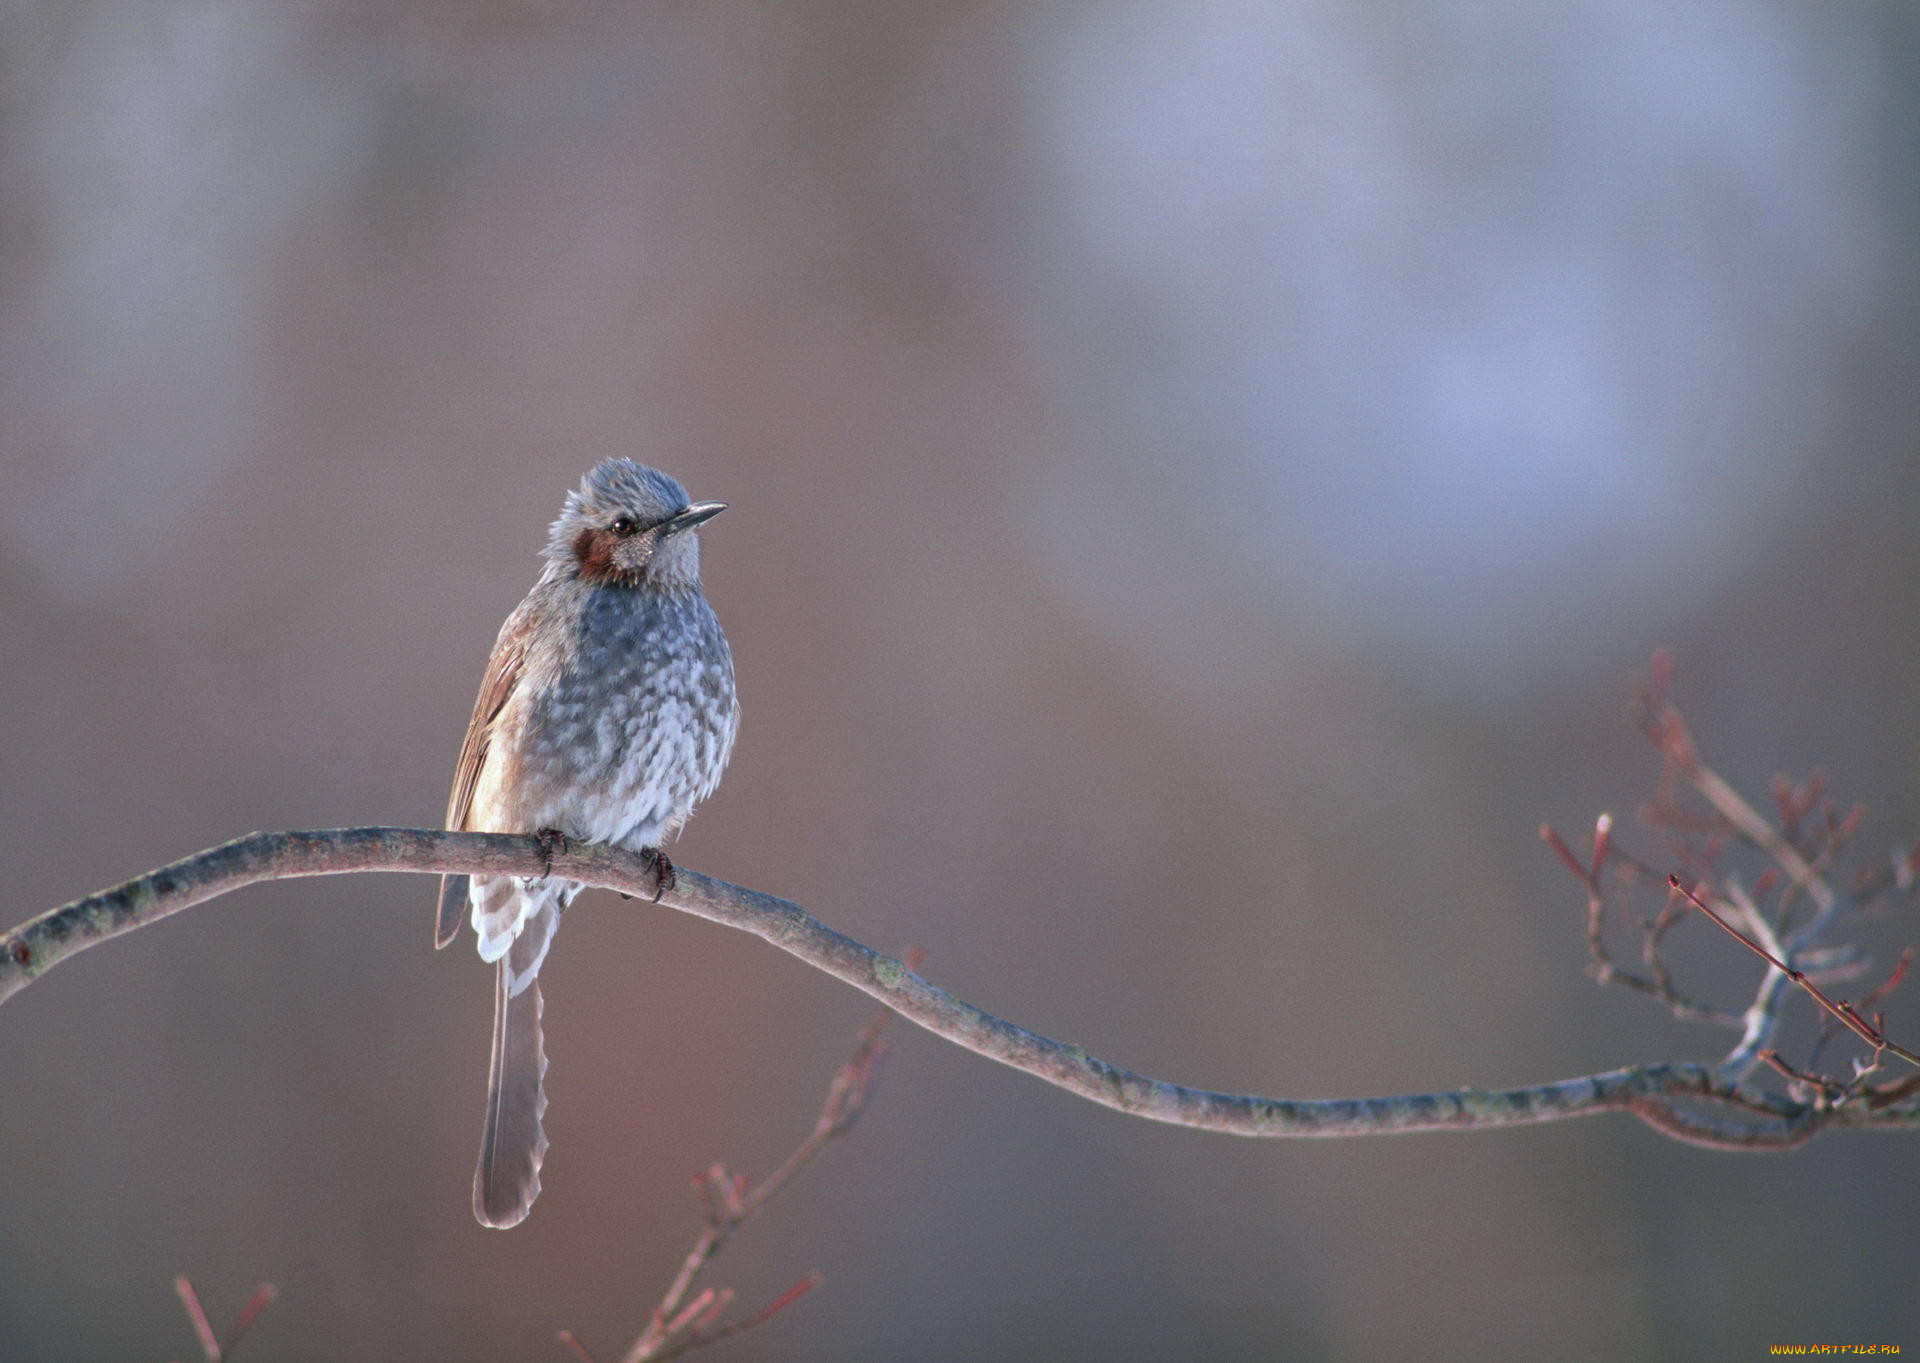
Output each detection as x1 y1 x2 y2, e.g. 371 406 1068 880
437 458 738 1228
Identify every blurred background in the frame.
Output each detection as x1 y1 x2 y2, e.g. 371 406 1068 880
3 2 1918 1359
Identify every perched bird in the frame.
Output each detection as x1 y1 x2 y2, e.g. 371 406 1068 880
437 459 738 1228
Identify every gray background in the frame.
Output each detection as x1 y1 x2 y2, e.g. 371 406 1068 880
2 3 1917 1359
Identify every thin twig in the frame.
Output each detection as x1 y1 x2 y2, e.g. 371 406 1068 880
171 1277 276 1363
1668 878 1920 1069
173 1277 221 1363
614 991 904 1363
1638 658 1840 929
1758 1049 1844 1104
221 1285 277 1359
1619 655 1919 1081
1538 818 1741 1026
1806 947 1913 1078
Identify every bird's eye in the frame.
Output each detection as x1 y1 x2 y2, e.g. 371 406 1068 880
609 516 638 537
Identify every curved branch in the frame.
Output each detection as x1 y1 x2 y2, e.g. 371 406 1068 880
6 828 1916 1147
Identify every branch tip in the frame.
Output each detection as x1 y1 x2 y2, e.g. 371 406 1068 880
743 1272 823 1331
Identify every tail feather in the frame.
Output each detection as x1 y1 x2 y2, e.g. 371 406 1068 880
470 890 570 1227
473 958 549 1228
459 877 573 1227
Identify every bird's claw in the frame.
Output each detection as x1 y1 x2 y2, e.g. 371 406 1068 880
641 847 676 902
534 828 568 880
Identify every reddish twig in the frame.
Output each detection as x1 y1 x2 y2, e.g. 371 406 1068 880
1538 816 1741 1026
1859 947 1914 1015
1865 1069 1920 1110
171 1277 277 1363
1547 654 1920 1094
1811 946 1919 1080
1668 877 1920 1070
1636 657 1836 925
559 956 915 1363
1758 1049 1845 1103
173 1277 220 1363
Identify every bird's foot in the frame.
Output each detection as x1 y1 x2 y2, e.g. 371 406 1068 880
534 828 569 879
640 847 676 902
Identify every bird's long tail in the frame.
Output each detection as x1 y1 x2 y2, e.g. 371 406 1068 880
471 886 568 1228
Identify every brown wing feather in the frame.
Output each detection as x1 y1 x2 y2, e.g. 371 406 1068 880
436 602 536 948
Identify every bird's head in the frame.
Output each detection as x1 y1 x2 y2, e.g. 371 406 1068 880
545 458 725 590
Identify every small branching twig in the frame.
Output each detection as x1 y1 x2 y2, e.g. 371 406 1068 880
1543 652 1920 1110
1537 816 1741 1025
1757 1049 1839 1099
1668 876 1920 1070
558 974 910 1363
170 1276 276 1363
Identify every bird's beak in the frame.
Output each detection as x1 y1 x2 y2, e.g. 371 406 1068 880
660 501 727 536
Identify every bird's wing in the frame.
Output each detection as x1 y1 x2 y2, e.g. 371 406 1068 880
437 601 536 949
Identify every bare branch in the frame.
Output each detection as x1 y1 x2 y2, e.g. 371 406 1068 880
1544 653 1920 1096
1636 652 1845 940
171 1277 276 1363
1536 816 1742 1027
1669 877 1920 1070
6 828 1918 1150
173 1276 221 1363
1757 1049 1845 1105
609 990 904 1363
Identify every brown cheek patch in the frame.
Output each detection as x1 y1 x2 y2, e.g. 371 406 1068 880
573 527 617 583
574 527 646 585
